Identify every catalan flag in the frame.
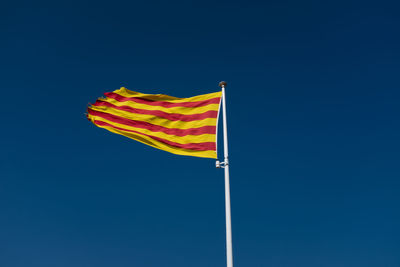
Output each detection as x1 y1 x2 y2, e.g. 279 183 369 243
87 87 222 158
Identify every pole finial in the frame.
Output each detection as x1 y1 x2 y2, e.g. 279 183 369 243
219 81 227 88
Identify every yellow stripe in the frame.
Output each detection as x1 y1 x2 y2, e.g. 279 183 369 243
115 87 222 103
92 123 217 159
87 114 216 144
101 97 220 114
89 105 217 129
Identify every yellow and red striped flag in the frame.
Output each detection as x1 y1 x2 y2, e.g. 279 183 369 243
87 87 222 158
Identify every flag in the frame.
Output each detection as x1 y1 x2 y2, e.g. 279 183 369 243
87 87 222 158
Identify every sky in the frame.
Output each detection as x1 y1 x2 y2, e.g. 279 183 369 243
1 1 400 266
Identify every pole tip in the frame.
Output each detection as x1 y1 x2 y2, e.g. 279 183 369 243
218 81 227 88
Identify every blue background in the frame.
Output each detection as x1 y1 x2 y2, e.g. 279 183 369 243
1 1 400 266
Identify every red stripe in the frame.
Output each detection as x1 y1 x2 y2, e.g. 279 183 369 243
105 92 221 108
88 109 216 136
93 100 218 121
94 120 216 151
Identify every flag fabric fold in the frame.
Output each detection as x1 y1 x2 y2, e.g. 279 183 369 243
87 87 222 158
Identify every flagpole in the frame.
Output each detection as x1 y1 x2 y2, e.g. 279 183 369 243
218 81 233 267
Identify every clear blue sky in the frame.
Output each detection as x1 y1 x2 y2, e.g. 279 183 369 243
1 1 400 266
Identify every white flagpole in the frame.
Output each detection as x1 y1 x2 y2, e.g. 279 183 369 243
218 81 233 267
